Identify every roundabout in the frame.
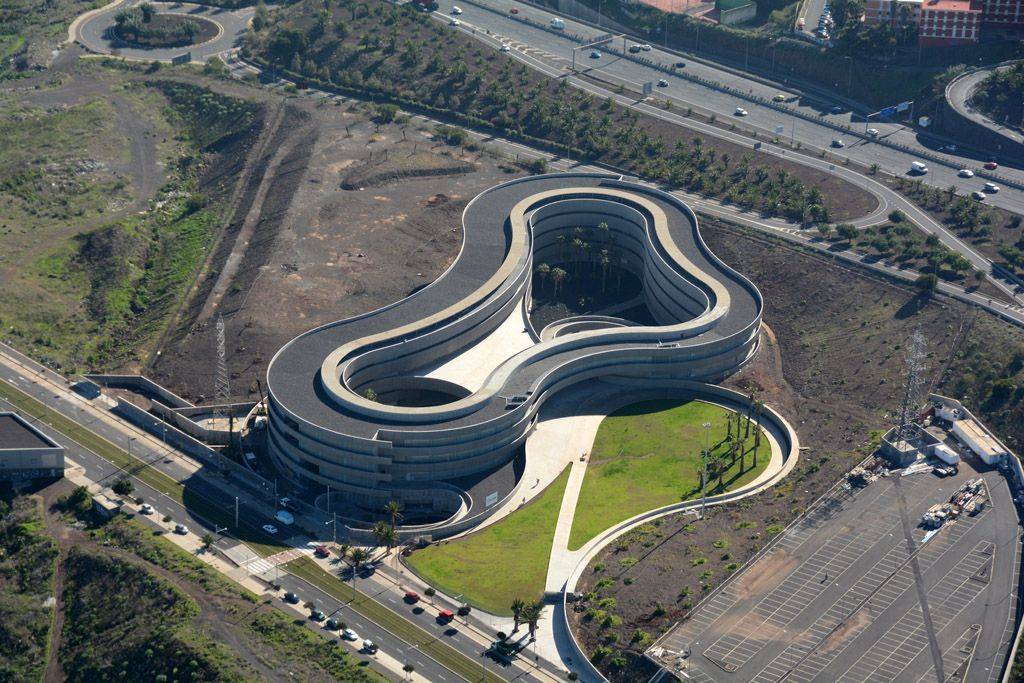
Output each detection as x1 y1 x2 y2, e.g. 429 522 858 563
264 172 799 539
73 1 255 62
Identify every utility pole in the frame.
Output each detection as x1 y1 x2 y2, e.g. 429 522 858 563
235 496 239 530
700 421 711 518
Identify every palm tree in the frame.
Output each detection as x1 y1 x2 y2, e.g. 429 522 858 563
599 250 610 292
403 663 414 681
522 601 545 640
384 500 403 533
536 263 550 290
551 267 567 296
510 597 526 632
555 234 566 260
372 520 395 553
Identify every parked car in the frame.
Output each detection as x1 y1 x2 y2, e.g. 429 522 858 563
674 60 686 68
829 105 843 114
500 44 511 52
262 524 278 535
639 43 652 51
589 49 601 59
325 618 343 631
734 107 748 116
449 18 460 25
831 139 844 148
972 190 986 201
139 503 154 514
773 93 786 102
284 592 300 604
984 182 1000 193
314 545 331 558
958 169 974 178
939 144 957 152
866 128 879 137
342 628 359 641
362 639 379 654
451 5 462 13
657 78 668 87
310 609 326 622
550 17 565 29
437 608 455 622
910 161 928 174
404 591 421 603
174 524 189 535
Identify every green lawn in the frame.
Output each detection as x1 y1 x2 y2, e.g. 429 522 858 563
568 399 769 550
405 467 571 615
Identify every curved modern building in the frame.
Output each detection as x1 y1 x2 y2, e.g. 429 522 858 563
265 173 764 532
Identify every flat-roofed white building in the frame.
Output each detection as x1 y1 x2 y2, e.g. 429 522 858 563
952 417 1007 464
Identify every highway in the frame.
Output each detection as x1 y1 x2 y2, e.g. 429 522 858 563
0 344 548 683
440 0 1024 214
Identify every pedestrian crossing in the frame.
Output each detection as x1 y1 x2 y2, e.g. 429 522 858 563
242 540 318 575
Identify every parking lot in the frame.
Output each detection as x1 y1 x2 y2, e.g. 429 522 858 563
650 456 1023 682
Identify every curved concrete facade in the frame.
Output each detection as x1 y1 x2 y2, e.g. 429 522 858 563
265 173 764 531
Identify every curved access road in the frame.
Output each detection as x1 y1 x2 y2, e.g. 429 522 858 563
945 63 1024 151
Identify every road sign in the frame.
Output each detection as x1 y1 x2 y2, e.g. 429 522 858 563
896 100 912 112
754 142 762 150
642 81 653 96
774 125 785 135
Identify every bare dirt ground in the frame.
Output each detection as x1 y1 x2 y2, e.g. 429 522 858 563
148 89 524 403
571 217 1024 681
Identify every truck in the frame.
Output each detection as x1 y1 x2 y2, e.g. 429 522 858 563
934 443 960 466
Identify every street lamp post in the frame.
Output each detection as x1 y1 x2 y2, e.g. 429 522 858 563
700 422 711 518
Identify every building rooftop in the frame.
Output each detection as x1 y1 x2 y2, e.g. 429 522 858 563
0 413 59 450
956 418 1006 459
923 0 982 11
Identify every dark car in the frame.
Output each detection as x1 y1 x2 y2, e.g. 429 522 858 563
829 105 843 114
284 592 300 604
674 61 686 68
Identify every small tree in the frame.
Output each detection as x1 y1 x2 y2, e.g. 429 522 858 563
915 272 938 295
511 597 526 631
201 533 215 551
403 663 414 681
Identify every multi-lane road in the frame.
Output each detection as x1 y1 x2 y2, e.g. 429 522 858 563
440 0 1024 213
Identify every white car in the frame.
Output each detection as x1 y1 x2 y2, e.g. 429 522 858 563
984 182 1000 193
972 190 986 201
362 639 379 654
342 628 359 641
657 78 668 87
500 44 510 52
640 43 653 51
449 18 461 25
734 107 748 116
451 5 462 13
866 128 879 137
139 503 154 514
958 169 974 178
174 524 189 535
589 49 601 59
262 524 278 535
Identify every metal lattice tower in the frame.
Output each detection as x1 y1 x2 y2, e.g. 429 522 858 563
897 329 927 441
215 314 231 407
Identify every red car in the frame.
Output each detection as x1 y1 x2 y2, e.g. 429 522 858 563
314 545 330 558
509 6 519 13
404 591 420 603
437 608 455 622
985 161 998 170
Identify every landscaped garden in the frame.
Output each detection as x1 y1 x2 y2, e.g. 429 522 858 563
404 467 570 615
114 3 218 48
568 399 769 550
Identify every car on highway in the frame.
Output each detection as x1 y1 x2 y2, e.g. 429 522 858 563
829 105 843 114
500 44 510 52
958 169 974 178
509 6 519 13
734 107 748 116
275 509 294 525
910 161 929 174
984 182 1000 193
284 592 300 604
866 128 879 137
310 609 327 622
325 618 342 630
451 5 462 13
628 44 641 53
449 18 460 26
985 160 998 170
773 93 786 102
639 43 652 51
589 49 601 59
404 591 421 603
972 190 986 201
674 60 686 68
831 139 844 148
342 628 359 641
139 503 154 514
657 78 668 87
362 639 379 654
550 17 565 29
174 524 189 535
437 608 455 623
262 524 278 535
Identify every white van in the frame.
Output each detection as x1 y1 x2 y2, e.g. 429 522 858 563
275 509 295 525
550 18 565 29
910 161 928 174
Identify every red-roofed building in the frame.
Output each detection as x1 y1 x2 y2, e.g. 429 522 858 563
918 0 983 44
981 0 1023 25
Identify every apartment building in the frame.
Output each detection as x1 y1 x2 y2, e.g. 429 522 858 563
919 0 983 45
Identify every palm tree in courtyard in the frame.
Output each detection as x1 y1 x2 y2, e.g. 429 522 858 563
551 267 567 296
536 263 550 290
